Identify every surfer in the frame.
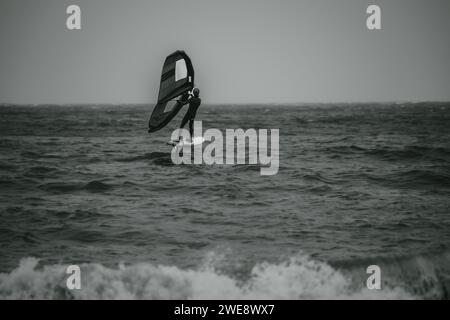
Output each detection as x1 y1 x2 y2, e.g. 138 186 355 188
176 87 201 141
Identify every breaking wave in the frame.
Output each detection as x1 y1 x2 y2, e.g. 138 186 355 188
0 253 415 300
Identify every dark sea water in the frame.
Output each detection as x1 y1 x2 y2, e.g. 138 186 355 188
0 103 449 299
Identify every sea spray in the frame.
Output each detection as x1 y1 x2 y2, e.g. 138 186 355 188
0 253 414 300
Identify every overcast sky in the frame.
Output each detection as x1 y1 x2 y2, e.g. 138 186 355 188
0 0 449 104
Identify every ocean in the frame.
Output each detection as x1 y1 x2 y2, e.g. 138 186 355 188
0 103 449 299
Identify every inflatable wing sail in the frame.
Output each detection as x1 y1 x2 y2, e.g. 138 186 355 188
148 50 195 133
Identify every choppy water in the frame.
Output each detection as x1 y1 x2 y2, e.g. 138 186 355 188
0 103 449 299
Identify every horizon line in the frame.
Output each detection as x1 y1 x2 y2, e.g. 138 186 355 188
1 100 449 107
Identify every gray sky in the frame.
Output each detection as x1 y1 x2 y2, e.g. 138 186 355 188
0 0 449 104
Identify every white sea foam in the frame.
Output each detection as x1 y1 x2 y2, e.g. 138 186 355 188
0 253 414 300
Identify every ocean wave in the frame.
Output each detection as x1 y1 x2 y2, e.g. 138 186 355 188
334 251 450 299
367 169 450 189
367 146 450 162
115 152 174 166
38 180 113 193
320 145 450 162
0 253 414 300
20 151 64 159
83 180 113 192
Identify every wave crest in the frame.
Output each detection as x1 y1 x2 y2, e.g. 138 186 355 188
0 254 413 300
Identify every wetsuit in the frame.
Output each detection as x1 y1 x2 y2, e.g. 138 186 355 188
179 95 201 138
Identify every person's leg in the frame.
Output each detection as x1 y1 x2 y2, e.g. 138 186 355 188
180 113 189 129
177 113 190 141
189 119 194 139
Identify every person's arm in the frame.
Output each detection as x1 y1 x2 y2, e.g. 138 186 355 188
176 97 189 104
177 92 192 105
